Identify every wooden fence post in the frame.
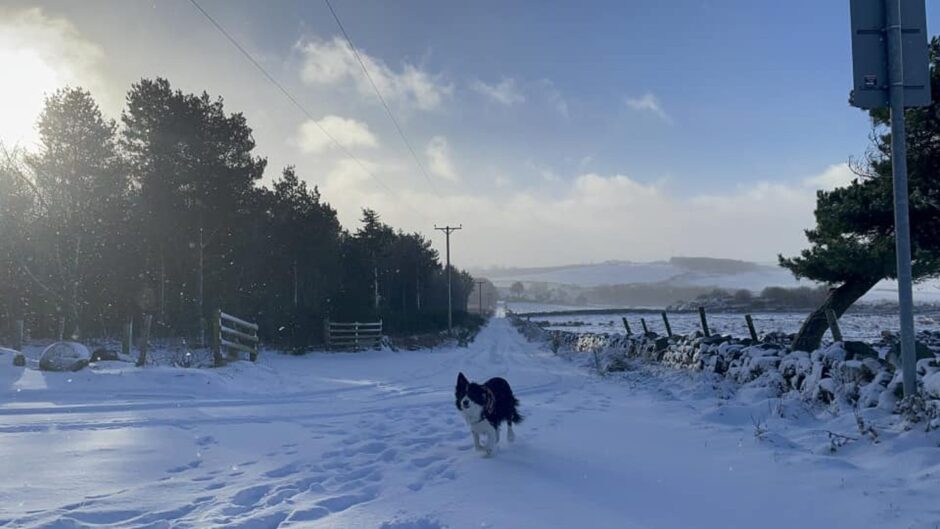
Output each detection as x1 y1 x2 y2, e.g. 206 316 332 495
14 320 23 351
745 314 759 341
640 318 649 334
136 314 152 367
57 316 66 341
122 319 133 356
698 307 710 337
212 309 224 367
621 317 632 336
661 312 673 338
323 318 331 348
825 309 843 342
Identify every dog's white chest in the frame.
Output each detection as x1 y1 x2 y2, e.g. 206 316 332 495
466 417 490 433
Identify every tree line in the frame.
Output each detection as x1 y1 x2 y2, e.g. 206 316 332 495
0 78 476 347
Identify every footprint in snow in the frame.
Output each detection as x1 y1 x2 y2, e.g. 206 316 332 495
378 516 446 529
314 486 378 513
166 460 202 474
231 484 270 507
264 462 301 478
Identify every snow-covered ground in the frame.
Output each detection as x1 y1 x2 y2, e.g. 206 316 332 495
523 310 940 342
3 315 940 528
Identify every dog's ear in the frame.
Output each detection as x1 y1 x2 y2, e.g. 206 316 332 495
483 387 496 414
456 372 468 388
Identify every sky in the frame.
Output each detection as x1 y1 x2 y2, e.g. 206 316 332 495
1 0 937 268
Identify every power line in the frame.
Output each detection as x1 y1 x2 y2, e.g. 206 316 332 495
323 0 443 198
187 0 395 195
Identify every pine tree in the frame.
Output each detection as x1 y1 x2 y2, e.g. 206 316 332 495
781 37 940 351
121 78 266 336
24 87 128 338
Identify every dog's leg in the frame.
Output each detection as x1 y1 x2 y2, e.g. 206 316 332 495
507 422 515 443
472 431 484 451
482 423 497 457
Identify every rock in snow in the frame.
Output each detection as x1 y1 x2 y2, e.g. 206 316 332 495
39 342 91 372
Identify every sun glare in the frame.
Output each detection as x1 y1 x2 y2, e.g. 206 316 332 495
0 47 61 149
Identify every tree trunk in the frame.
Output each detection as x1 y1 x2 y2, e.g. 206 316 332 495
159 248 166 322
197 222 205 347
791 276 880 352
292 259 299 308
68 234 82 339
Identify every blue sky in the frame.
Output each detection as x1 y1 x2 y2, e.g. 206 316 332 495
1 1 937 266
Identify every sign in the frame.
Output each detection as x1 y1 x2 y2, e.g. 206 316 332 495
849 0 930 109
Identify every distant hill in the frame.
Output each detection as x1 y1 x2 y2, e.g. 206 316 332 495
667 257 761 275
472 257 940 308
473 258 803 291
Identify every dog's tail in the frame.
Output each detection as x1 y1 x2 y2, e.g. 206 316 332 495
511 397 523 424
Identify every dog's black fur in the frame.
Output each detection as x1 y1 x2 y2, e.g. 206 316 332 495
455 372 523 428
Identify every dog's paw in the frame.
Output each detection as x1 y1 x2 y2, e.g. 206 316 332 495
482 449 493 458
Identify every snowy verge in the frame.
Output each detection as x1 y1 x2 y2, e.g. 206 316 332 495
510 312 940 437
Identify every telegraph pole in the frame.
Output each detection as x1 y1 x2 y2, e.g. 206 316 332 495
435 224 462 333
476 280 487 315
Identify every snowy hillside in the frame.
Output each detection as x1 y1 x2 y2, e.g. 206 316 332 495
477 257 940 304
479 258 798 289
3 316 940 528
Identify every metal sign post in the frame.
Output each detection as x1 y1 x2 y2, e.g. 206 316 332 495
850 0 930 397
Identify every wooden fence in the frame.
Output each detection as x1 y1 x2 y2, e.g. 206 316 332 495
324 320 383 350
213 309 260 365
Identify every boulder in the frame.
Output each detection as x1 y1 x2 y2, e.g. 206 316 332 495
606 356 630 373
91 348 120 362
39 342 91 372
653 336 670 352
886 340 934 369
843 340 879 360
702 335 727 345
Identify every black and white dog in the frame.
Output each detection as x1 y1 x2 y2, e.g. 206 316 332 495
455 372 522 456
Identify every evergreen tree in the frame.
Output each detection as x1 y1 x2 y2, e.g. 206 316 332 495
121 78 266 336
781 37 940 351
24 87 129 337
0 78 475 347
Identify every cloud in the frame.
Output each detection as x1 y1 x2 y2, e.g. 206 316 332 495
803 163 856 190
538 79 569 117
471 77 525 106
625 92 671 123
426 136 458 181
294 115 378 154
525 160 560 182
306 158 836 268
0 7 108 148
296 36 453 111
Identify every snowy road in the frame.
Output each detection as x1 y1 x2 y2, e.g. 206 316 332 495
1 317 936 528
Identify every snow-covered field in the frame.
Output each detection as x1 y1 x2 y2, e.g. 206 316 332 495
3 315 940 528
484 260 940 304
519 309 940 342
